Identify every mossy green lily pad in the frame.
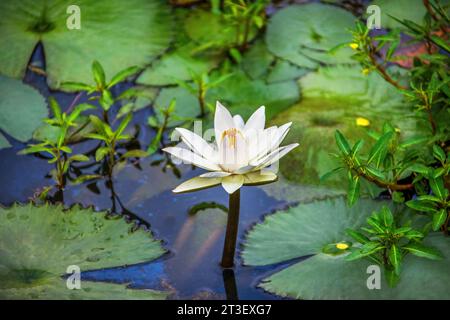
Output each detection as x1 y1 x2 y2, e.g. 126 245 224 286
371 0 427 30
266 3 355 68
0 75 47 147
0 203 169 299
0 0 172 89
242 198 450 299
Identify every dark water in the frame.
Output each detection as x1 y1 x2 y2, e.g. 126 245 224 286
0 44 298 299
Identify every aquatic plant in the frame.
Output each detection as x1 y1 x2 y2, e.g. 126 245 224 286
62 61 140 123
19 98 96 193
164 101 298 267
345 206 442 287
85 113 148 176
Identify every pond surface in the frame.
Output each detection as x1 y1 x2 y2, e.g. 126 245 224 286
0 44 306 299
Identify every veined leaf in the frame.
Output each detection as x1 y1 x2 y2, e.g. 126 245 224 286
367 131 393 167
335 130 352 156
92 61 106 88
389 244 402 275
432 209 447 231
403 243 443 260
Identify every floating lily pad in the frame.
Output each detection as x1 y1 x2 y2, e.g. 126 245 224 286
241 39 274 80
242 198 450 299
0 133 11 149
0 0 172 89
206 70 300 120
0 203 168 299
266 3 355 68
137 44 221 86
0 75 47 146
269 66 419 188
266 60 309 84
372 0 427 30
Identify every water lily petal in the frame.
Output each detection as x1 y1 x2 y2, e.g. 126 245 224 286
270 122 292 151
214 101 235 144
200 171 231 178
244 106 265 133
244 171 278 185
251 143 299 169
221 175 245 194
175 127 218 161
163 147 221 171
247 126 277 161
173 176 222 193
219 127 249 172
233 115 245 129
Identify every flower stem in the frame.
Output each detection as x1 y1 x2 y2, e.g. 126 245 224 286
221 189 241 268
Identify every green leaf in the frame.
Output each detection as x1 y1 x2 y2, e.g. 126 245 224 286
108 66 140 88
68 154 90 163
406 200 438 213
379 206 394 228
48 97 62 121
0 75 48 146
60 82 94 92
347 174 360 206
70 174 102 185
92 61 106 88
432 209 447 231
403 243 443 260
121 149 148 159
371 0 426 30
68 103 96 123
335 130 351 156
320 167 343 182
429 177 446 200
389 244 402 275
115 113 132 137
346 229 370 244
433 145 446 163
385 268 400 288
430 35 450 53
408 163 430 175
367 131 394 167
0 204 168 299
95 147 110 162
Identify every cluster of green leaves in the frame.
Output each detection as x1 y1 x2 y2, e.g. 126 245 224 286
18 98 97 191
177 71 232 117
61 61 140 121
346 206 442 287
222 0 269 51
326 0 449 288
87 114 148 175
19 61 150 196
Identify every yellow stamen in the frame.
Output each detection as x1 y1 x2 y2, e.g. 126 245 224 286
222 128 238 149
336 243 349 250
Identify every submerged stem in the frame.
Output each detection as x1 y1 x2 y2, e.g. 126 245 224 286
221 189 241 268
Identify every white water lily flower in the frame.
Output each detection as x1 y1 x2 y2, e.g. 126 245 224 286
163 101 299 194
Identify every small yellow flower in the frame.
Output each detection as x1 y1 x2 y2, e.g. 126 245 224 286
349 43 359 50
395 127 401 133
362 68 370 75
336 243 349 250
356 117 370 127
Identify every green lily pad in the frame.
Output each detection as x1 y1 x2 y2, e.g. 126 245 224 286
0 0 172 89
0 203 168 299
269 66 419 188
206 70 300 120
266 60 309 84
0 133 11 149
242 198 450 299
137 43 221 86
266 3 355 68
184 9 256 49
371 0 426 30
0 75 47 145
241 39 274 80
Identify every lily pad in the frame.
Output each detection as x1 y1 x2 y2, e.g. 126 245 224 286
0 75 47 145
241 39 275 80
137 44 221 86
269 66 419 188
0 0 172 89
0 133 11 149
266 3 355 68
0 203 168 299
372 0 427 30
206 70 300 120
242 198 450 299
266 60 309 84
